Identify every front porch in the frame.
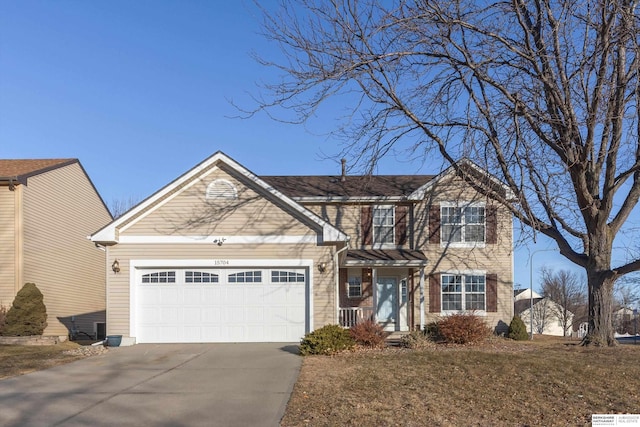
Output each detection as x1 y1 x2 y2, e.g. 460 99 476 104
337 249 427 331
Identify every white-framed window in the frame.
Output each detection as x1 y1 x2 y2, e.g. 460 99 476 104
185 271 219 283
441 274 486 311
206 179 237 200
441 204 485 245
401 279 408 304
348 275 362 298
141 271 176 283
228 271 262 283
271 270 305 283
373 205 394 245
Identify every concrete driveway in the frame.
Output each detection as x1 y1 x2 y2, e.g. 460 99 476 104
0 343 301 427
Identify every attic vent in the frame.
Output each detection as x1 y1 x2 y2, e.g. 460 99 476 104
206 179 237 200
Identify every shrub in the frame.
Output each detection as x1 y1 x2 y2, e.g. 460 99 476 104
299 324 355 355
424 321 441 340
400 329 435 350
1 283 48 336
508 315 530 341
437 313 491 344
350 319 389 348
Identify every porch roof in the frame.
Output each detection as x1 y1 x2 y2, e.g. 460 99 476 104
344 249 428 267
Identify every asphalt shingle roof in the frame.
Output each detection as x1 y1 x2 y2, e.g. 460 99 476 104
261 175 434 198
0 159 76 180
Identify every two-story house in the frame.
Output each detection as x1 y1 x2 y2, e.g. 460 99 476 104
91 152 513 345
1 159 112 338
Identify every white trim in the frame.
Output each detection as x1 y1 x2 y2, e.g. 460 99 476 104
129 258 315 341
91 151 347 244
440 271 488 314
439 202 487 248
118 235 318 244
293 196 406 203
440 201 486 208
131 259 315 268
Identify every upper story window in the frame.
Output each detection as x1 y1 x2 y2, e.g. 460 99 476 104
441 274 485 311
362 205 407 247
206 179 237 200
373 205 395 245
441 205 485 245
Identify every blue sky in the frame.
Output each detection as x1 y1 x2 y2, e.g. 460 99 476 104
0 1 587 291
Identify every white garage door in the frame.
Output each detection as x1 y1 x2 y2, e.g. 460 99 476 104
135 268 307 343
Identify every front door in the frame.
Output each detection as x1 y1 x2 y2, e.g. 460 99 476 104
376 277 397 323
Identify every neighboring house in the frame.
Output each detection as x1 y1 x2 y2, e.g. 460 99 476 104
613 307 637 335
514 289 574 336
0 159 112 338
90 152 513 345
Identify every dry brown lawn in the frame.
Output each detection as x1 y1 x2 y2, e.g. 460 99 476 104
281 335 640 426
0 341 93 380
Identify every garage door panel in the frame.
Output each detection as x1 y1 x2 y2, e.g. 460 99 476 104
136 267 307 343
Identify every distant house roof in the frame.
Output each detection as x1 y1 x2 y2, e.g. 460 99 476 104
514 298 549 316
514 289 528 298
262 175 434 201
0 159 77 185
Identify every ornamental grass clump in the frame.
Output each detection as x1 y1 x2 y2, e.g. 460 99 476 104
299 324 355 355
2 283 48 336
400 330 435 350
437 313 491 345
508 315 530 341
349 319 389 348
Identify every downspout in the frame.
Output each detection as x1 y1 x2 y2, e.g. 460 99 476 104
334 239 350 324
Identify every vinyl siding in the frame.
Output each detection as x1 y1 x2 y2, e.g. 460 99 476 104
305 174 514 332
105 243 336 339
124 167 315 237
22 163 111 336
0 187 17 307
305 203 367 247
413 175 514 331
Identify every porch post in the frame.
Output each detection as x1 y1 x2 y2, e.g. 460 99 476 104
419 267 425 329
372 267 377 322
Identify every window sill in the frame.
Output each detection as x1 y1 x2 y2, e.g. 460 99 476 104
440 242 486 249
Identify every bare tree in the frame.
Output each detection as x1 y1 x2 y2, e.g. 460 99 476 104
109 196 140 219
251 0 640 345
530 298 552 335
540 268 587 337
613 275 640 333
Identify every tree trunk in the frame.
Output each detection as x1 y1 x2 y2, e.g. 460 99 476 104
583 270 616 346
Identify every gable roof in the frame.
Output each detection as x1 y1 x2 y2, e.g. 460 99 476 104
262 175 433 201
0 159 77 185
408 159 512 201
263 159 511 202
91 151 348 244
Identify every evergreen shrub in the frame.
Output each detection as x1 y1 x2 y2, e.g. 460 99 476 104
299 324 355 355
508 315 530 341
1 283 48 336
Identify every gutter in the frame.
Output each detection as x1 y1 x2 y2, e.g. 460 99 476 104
0 176 21 191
